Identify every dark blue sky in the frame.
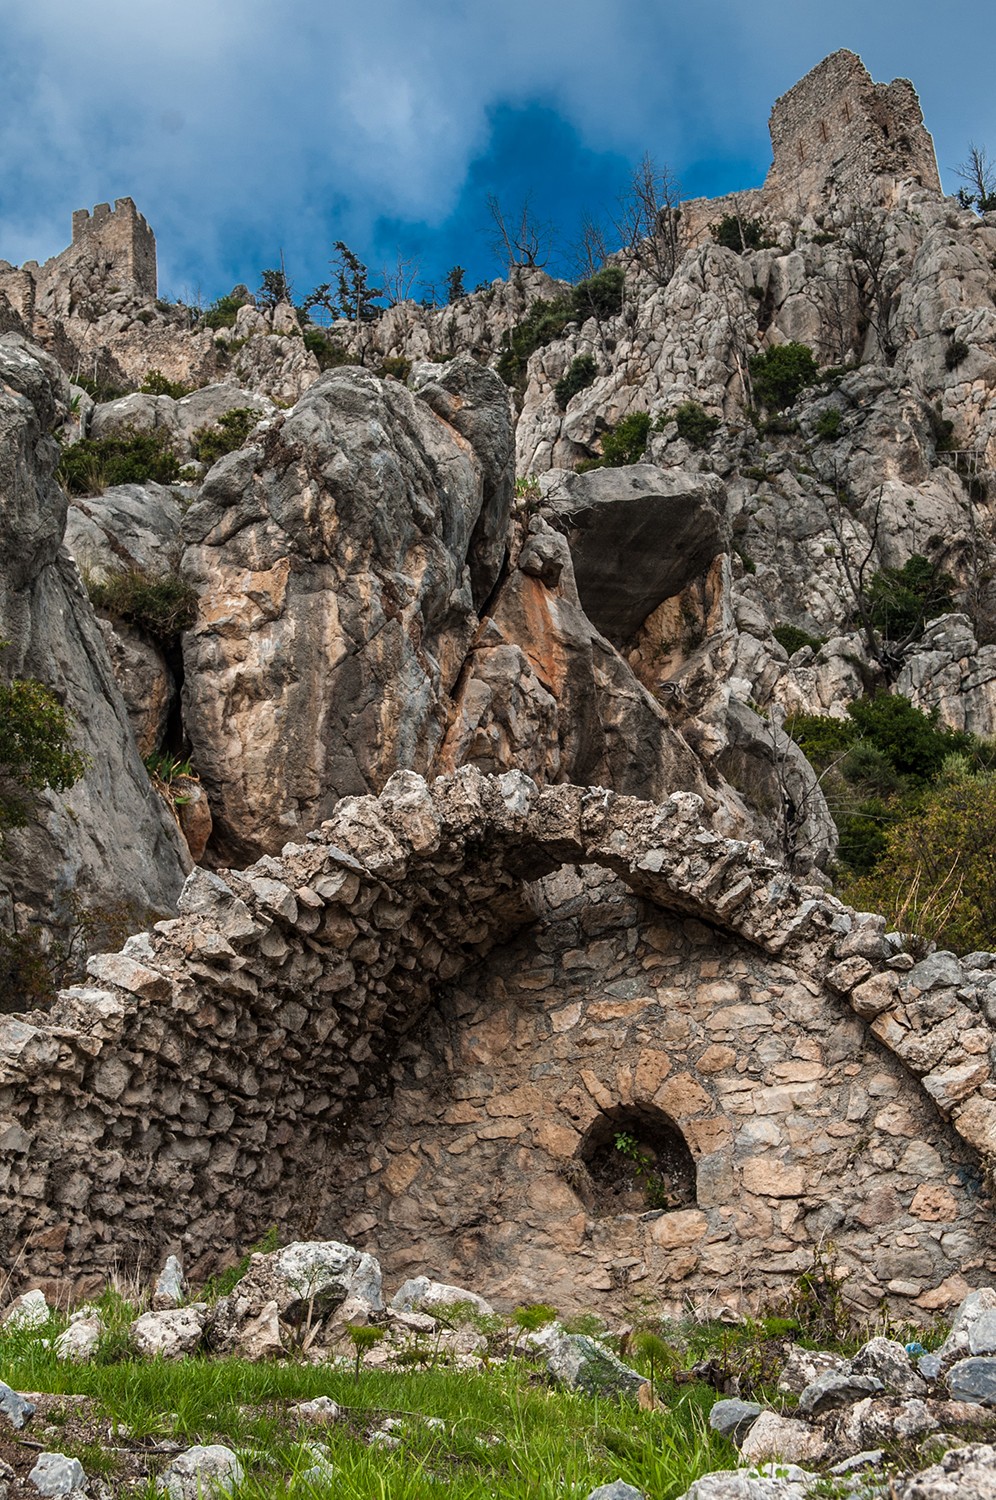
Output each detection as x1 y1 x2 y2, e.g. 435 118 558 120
0 0 993 307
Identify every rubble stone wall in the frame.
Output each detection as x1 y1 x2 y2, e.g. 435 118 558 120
764 50 941 213
64 199 157 298
1 769 994 1309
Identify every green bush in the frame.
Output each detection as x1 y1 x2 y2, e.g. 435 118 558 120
711 214 767 252
0 669 88 842
673 401 720 449
496 297 573 389
72 375 129 403
554 354 597 409
749 342 818 410
578 411 653 471
139 370 191 399
378 356 412 383
572 265 625 320
866 554 955 642
302 327 352 369
85 566 198 646
57 430 181 495
814 408 843 441
191 408 258 466
202 293 248 330
772 623 824 656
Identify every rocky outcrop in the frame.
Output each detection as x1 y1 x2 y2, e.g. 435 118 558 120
0 335 188 932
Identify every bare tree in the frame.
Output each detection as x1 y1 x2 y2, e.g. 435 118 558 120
571 211 609 280
615 153 685 287
486 193 554 272
380 250 422 307
844 203 900 365
956 143 996 212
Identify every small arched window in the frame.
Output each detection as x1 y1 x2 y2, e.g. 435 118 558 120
572 1103 697 1218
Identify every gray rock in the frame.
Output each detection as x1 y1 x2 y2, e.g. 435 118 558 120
676 1469 816 1499
209 1240 382 1353
894 1442 996 1498
829 1450 884 1474
851 1336 927 1397
131 1305 206 1359
969 1310 996 1356
918 1354 942 1381
797 1369 884 1416
546 464 727 643
0 1289 49 1329
157 1446 244 1500
529 1323 646 1400
27 1454 87 1497
0 1379 35 1429
739 1413 826 1465
390 1277 493 1317
585 1484 647 1500
54 1315 102 1363
946 1357 996 1405
708 1399 763 1444
64 483 184 578
938 1288 996 1363
292 1397 342 1425
777 1345 849 1395
0 334 189 940
153 1254 187 1311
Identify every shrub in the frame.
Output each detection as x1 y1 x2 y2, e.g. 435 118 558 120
378 356 412 383
72 375 128 403
139 370 191 399
945 338 971 370
772 623 824 656
843 765 996 953
929 404 956 453
302 327 352 369
57 429 181 495
202 293 248 330
572 264 625 320
554 354 597 409
673 400 720 449
85 566 198 646
711 214 767 252
600 411 651 467
496 297 573 389
814 407 843 441
866 554 955 642
749 341 818 410
0 670 88 841
192 408 258 466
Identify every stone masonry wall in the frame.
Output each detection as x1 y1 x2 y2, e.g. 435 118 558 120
764 50 941 214
65 199 157 299
1 770 995 1309
333 866 994 1316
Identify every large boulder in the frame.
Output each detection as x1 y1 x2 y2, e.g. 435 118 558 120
180 365 513 860
0 335 188 933
208 1240 382 1353
544 464 727 643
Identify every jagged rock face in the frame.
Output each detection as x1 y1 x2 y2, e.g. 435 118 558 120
0 335 189 928
439 516 718 811
180 359 512 861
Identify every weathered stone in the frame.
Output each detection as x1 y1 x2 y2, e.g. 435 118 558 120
0 1380 35 1429
939 1289 996 1361
529 1324 646 1399
390 1277 493 1316
54 1316 102 1363
0 1288 49 1329
131 1305 206 1359
947 1358 996 1406
851 1337 927 1397
798 1370 884 1416
739 1411 827 1465
27 1454 87 1497
584 1484 647 1500
894 1442 996 1499
153 1254 187 1310
708 1398 762 1444
158 1446 243 1500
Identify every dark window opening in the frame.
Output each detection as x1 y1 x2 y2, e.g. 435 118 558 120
572 1103 697 1218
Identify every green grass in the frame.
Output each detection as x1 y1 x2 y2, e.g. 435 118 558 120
0 1321 732 1499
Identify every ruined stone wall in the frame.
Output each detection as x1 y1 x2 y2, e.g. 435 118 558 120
1 770 995 1310
333 865 994 1317
65 198 157 299
764 50 941 215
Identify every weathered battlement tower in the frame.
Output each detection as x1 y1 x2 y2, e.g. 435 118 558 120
764 50 941 212
66 197 157 298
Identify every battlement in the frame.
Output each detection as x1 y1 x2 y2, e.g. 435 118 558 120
63 196 157 298
764 50 941 213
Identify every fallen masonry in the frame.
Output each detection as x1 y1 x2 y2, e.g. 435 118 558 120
1 769 995 1311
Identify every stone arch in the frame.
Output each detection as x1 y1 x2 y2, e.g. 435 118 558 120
1 767 995 1307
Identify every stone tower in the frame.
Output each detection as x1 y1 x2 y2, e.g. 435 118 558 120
763 50 941 213
65 197 157 299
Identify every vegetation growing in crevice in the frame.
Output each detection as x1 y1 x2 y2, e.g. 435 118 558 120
191 407 259 465
554 354 596 409
58 429 181 495
84 566 198 646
